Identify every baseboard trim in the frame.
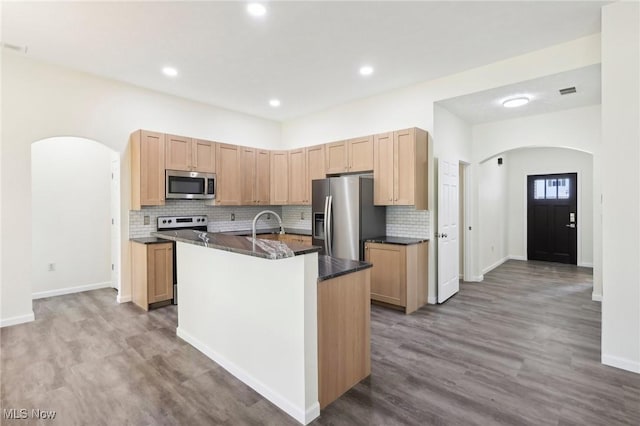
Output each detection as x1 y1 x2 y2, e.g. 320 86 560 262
482 257 509 275
32 281 112 300
0 311 35 328
467 275 484 282
117 294 132 303
177 327 319 425
591 292 602 302
427 296 437 304
579 262 594 268
602 354 640 374
507 255 527 261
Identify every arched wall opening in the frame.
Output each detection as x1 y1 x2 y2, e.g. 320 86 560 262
476 146 594 279
31 136 121 300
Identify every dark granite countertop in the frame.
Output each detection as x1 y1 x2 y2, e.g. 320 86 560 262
151 229 320 260
317 255 372 282
130 237 170 245
366 236 429 245
221 227 312 237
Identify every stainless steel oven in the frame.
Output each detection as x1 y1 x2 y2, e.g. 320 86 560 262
166 170 216 200
157 215 208 304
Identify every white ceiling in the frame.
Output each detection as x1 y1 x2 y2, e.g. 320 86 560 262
437 64 602 124
2 1 608 122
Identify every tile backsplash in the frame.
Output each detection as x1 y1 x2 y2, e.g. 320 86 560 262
129 201 430 239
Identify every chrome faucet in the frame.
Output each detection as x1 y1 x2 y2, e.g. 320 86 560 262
252 210 285 240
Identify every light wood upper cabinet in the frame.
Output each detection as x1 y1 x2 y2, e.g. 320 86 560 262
166 135 216 173
165 134 192 171
348 135 374 172
241 147 270 205
270 151 289 205
131 130 165 210
255 150 270 205
325 141 348 174
306 144 326 205
365 241 428 314
288 148 307 205
193 139 216 173
216 143 242 205
325 137 373 174
374 127 429 210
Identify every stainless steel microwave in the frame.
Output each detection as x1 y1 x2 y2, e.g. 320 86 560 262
166 170 216 200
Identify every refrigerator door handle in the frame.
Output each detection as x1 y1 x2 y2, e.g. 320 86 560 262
323 196 330 255
327 195 333 257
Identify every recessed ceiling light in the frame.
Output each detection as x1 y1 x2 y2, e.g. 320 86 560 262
502 97 530 108
359 65 374 76
162 67 178 77
247 3 267 17
269 99 281 107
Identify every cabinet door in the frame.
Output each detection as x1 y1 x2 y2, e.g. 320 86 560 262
139 130 165 207
365 243 406 306
306 144 326 206
147 243 174 304
348 136 374 172
193 139 216 173
373 132 394 205
165 134 192 171
270 151 289 205
288 148 307 205
216 143 242 205
240 147 257 205
325 141 348 174
394 128 416 206
255 149 271 205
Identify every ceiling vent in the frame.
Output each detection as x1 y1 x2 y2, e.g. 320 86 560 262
559 86 577 95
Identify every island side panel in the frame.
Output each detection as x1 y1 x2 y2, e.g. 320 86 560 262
175 242 319 425
317 268 371 409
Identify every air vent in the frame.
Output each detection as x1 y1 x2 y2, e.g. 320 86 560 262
1 42 28 54
559 86 577 95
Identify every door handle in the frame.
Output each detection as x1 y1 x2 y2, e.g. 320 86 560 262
327 195 333 257
566 224 576 228
323 196 330 255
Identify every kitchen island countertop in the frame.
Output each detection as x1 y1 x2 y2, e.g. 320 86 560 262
317 255 372 281
151 229 320 259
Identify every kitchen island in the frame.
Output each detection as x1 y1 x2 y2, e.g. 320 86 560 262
151 230 371 424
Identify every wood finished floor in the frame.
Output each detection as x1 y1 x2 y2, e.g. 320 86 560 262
1 260 638 425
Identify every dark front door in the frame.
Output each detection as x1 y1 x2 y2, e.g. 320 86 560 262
527 173 577 264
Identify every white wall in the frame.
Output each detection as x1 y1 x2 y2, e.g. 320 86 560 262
601 1 640 373
31 137 113 298
1 53 282 325
478 155 509 274
505 148 593 267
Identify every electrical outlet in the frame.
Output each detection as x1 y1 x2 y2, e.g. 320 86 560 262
48 262 55 272
144 215 150 225
267 213 271 220
231 213 235 221
300 211 305 220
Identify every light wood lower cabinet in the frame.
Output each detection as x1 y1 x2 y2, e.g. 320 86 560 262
257 233 312 245
132 242 174 311
317 268 371 409
365 241 428 314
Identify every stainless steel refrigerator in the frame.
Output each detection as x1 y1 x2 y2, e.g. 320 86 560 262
312 176 386 260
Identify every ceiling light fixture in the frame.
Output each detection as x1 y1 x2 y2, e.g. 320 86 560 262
269 99 281 107
162 66 178 77
247 3 267 17
359 65 374 76
502 97 530 108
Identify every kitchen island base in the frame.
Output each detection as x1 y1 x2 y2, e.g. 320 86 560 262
175 241 320 425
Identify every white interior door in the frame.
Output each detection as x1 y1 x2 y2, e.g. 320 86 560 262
437 158 460 303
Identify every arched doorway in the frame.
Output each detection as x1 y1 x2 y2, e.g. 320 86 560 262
31 136 121 302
